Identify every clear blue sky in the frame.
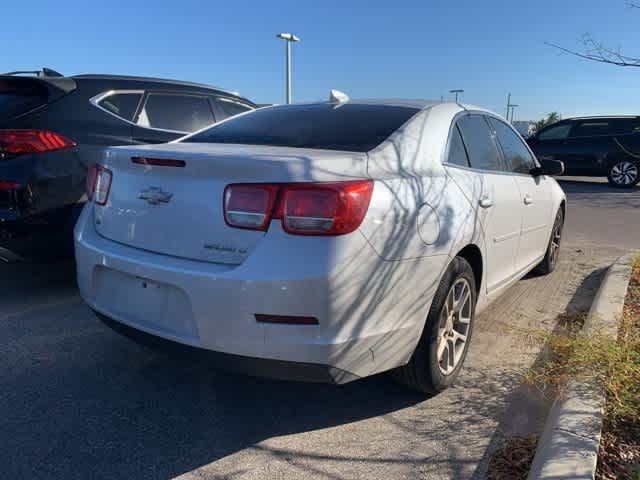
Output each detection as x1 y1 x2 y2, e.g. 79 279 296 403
4 0 639 120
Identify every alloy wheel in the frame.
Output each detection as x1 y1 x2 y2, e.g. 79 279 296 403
436 278 472 375
549 212 563 269
611 161 639 186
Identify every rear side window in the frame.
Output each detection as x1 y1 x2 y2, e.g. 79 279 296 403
136 93 215 132
0 79 48 119
456 115 503 171
97 93 142 121
446 125 470 167
183 103 420 152
489 118 537 174
538 123 571 141
214 97 253 119
570 121 612 137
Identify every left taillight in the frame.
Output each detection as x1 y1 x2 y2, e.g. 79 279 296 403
0 129 76 159
86 164 112 206
223 180 374 236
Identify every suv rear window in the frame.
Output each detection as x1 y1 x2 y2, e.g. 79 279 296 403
182 103 420 152
0 79 48 119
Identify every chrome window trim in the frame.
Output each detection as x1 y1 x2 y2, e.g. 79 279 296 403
90 90 217 135
442 110 541 177
90 89 145 126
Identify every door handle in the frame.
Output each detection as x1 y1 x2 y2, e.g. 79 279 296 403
523 194 533 205
479 196 493 209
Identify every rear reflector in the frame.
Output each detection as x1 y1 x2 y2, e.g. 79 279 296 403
0 129 76 158
86 164 112 206
132 157 186 167
224 180 374 236
255 314 319 325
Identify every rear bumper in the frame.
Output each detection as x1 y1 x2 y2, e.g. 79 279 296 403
96 310 358 384
75 204 429 381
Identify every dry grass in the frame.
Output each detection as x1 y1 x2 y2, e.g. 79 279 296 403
485 435 538 480
518 256 640 479
596 256 640 480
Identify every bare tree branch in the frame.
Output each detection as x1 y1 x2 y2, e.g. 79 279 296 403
548 2 640 67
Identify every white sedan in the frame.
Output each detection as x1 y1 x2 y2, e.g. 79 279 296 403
75 95 566 393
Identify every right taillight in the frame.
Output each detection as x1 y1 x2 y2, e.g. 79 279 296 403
223 180 373 236
86 164 112 206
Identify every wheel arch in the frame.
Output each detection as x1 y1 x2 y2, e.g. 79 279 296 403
455 244 483 295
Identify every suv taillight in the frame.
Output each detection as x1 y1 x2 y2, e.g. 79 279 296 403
0 129 76 159
86 164 112 206
224 180 373 236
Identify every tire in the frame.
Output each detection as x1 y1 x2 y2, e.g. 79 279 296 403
534 208 564 276
607 159 640 188
393 257 477 394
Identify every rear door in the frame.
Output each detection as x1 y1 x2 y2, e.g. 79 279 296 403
489 117 552 272
457 114 522 293
131 92 216 144
561 120 617 174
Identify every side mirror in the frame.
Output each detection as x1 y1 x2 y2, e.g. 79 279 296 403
531 157 564 177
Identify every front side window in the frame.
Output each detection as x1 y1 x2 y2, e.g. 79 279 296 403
182 103 420 152
97 93 142 121
214 97 253 119
446 125 470 167
537 123 571 141
570 121 612 137
456 114 503 171
136 93 215 132
489 117 537 174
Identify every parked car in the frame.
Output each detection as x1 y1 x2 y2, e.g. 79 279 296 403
527 116 640 187
0 68 255 260
75 97 565 393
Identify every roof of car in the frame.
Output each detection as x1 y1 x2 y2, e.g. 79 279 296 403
71 73 242 97
567 115 640 120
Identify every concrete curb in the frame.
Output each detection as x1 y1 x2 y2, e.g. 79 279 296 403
527 253 635 480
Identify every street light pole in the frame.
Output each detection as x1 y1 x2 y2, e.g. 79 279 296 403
276 32 300 104
449 89 464 102
509 104 519 123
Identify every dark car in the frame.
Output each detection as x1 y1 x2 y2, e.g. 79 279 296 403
0 69 256 260
527 116 640 188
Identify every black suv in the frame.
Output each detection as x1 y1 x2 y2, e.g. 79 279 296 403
0 69 255 260
527 116 640 188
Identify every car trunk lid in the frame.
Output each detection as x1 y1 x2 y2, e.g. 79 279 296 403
93 142 368 264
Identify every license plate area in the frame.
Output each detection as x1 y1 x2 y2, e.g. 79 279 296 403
93 266 198 339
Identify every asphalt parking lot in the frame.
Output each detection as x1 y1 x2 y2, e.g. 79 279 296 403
0 178 637 480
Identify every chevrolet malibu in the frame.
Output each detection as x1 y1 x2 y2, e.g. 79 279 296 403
75 96 566 393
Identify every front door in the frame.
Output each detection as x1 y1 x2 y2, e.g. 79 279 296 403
456 114 523 293
488 117 554 272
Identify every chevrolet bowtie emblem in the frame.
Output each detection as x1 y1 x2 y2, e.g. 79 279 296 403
138 187 173 205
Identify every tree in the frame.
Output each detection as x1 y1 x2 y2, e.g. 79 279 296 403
532 112 561 135
548 2 640 67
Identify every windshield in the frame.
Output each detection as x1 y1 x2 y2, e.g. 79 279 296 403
181 103 420 152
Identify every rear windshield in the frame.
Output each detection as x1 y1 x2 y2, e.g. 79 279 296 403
182 103 420 152
0 79 48 120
